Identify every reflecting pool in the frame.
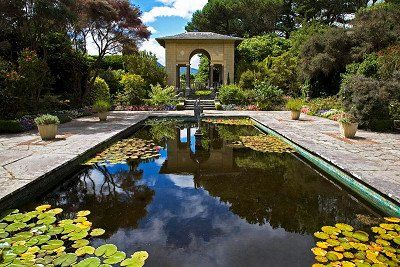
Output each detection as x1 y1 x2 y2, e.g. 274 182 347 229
22 119 381 266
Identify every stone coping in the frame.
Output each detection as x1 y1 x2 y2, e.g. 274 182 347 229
0 111 399 212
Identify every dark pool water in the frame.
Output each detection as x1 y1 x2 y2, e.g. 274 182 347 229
22 119 381 267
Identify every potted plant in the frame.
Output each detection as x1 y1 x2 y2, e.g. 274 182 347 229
338 113 358 138
93 100 111 121
35 114 60 140
286 98 305 120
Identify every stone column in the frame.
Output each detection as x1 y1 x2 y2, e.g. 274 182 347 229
209 64 214 89
176 65 180 92
185 64 191 97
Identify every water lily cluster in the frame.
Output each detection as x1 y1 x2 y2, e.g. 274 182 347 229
203 118 254 126
240 135 295 153
0 205 148 266
84 138 161 165
312 217 400 267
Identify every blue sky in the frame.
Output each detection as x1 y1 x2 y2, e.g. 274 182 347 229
132 0 208 67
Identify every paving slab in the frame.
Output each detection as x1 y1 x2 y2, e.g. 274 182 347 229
0 110 399 210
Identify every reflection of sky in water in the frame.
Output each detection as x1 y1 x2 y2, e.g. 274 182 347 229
96 144 316 267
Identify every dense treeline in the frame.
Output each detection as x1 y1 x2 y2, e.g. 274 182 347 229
0 0 167 120
191 0 400 130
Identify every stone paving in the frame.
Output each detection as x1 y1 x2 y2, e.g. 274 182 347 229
0 111 399 208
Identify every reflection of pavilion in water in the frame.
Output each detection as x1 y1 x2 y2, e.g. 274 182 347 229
159 125 237 175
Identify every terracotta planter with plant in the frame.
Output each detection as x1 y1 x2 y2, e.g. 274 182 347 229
286 98 305 120
93 100 111 122
35 114 60 140
338 114 358 138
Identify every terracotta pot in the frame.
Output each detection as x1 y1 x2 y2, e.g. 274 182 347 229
291 110 301 120
38 124 58 140
98 112 108 121
339 122 358 138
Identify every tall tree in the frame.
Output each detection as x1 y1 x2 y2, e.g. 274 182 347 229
72 0 150 98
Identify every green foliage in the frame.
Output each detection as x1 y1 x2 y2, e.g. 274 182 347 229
253 81 284 110
0 205 148 266
115 74 146 106
218 85 247 105
344 53 379 79
87 77 111 106
124 52 167 89
99 69 125 95
263 51 300 95
340 75 399 131
34 114 60 125
239 70 259 90
195 90 212 96
377 45 400 80
92 100 111 113
289 22 329 55
215 102 223 110
148 85 176 106
0 120 23 134
306 97 343 115
299 27 353 97
194 55 210 84
285 98 305 111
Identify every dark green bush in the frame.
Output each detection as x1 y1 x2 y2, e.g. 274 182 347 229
340 75 399 131
98 69 125 95
254 81 284 110
0 120 23 134
306 97 343 115
218 85 247 104
115 74 147 106
239 70 258 90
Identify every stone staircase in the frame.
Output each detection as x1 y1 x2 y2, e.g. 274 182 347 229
184 100 216 110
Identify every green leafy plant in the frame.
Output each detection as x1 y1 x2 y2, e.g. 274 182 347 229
148 84 176 106
176 102 185 111
254 81 284 110
195 90 212 96
311 217 400 266
338 113 357 124
34 114 60 125
87 77 111 106
215 102 223 110
92 100 111 113
0 205 148 266
0 120 23 133
218 85 247 105
285 98 305 111
115 73 147 106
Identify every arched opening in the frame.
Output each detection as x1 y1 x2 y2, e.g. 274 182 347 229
176 49 224 97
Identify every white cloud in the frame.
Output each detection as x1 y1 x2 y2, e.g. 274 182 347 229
190 54 200 69
139 38 166 65
142 0 207 23
147 26 158 34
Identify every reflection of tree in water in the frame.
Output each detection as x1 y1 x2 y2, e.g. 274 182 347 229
195 150 379 234
26 160 154 238
216 124 260 142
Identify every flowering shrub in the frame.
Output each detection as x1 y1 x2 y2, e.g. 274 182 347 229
115 105 176 111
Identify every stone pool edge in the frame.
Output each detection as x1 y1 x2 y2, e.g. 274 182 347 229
0 116 149 211
251 118 400 217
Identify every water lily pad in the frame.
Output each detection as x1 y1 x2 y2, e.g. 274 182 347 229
322 226 341 235
75 246 95 256
77 211 91 217
312 247 327 256
372 227 386 235
314 256 328 263
384 217 400 223
314 232 330 240
72 239 90 249
42 240 64 250
103 251 126 264
5 222 27 232
95 244 117 257
90 228 105 237
53 253 77 266
75 257 101 267
380 224 395 231
316 242 329 249
36 204 52 212
335 223 354 232
353 231 369 242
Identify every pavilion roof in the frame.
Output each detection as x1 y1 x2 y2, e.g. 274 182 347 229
156 32 243 47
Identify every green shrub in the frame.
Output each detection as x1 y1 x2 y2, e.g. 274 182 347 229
87 77 110 105
306 97 343 115
239 70 258 90
92 100 111 113
176 102 185 111
253 81 284 110
0 120 23 133
99 69 125 95
286 98 305 111
115 74 146 106
195 90 212 96
34 114 60 125
389 100 400 120
215 102 223 110
148 85 176 106
340 75 399 131
218 85 247 104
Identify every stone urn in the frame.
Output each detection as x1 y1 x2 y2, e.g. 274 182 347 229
38 124 58 140
98 112 108 122
291 110 301 120
339 122 358 138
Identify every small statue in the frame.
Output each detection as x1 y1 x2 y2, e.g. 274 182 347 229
194 99 204 136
